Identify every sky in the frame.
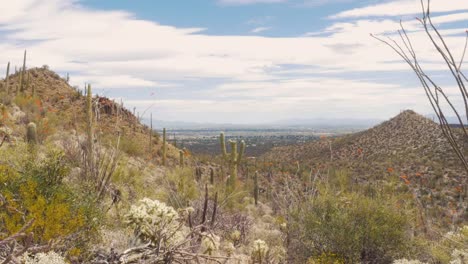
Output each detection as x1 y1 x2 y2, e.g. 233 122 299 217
0 0 467 124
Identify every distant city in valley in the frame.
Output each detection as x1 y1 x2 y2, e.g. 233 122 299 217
161 126 367 157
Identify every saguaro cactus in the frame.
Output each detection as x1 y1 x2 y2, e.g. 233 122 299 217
219 132 246 189
220 132 227 158
20 50 27 92
162 128 167 166
210 167 215 185
86 84 94 177
149 113 153 153
179 150 184 167
254 171 259 206
5 62 10 94
26 122 38 144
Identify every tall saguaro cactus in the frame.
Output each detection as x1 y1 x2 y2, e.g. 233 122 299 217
5 62 10 94
162 128 167 166
86 84 94 178
20 50 27 92
149 113 153 153
254 171 259 206
179 150 184 167
219 132 245 189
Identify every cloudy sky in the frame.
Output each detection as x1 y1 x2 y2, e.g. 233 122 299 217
0 0 467 124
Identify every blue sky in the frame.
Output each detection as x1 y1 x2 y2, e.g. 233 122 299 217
0 0 467 124
79 0 365 37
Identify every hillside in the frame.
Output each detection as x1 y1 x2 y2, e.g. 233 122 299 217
0 66 181 164
262 110 467 224
1 67 467 263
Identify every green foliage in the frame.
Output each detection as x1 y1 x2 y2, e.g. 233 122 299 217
119 135 146 157
289 171 416 263
307 252 345 264
160 167 199 209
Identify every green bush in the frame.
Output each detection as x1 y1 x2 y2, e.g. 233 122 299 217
289 184 414 263
159 167 199 209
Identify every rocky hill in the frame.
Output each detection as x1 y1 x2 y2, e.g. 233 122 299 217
0 66 181 164
263 110 467 223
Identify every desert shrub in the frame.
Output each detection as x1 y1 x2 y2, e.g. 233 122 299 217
160 167 199 209
429 226 468 264
0 145 99 255
14 94 44 122
308 252 345 264
289 189 413 263
0 91 13 105
119 135 146 157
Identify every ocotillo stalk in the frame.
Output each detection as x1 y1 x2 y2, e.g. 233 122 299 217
5 62 10 94
254 171 259 206
162 128 166 166
26 122 38 145
179 150 184 167
86 84 94 178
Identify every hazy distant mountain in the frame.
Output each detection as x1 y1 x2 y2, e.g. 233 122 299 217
145 118 382 130
271 117 381 129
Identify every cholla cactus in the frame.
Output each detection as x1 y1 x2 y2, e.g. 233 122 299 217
230 230 241 243
221 241 235 256
450 249 468 264
125 198 182 247
22 251 67 264
392 260 427 264
251 239 269 263
200 233 220 255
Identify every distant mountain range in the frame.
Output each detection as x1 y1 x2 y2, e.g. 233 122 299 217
143 117 382 130
144 114 466 131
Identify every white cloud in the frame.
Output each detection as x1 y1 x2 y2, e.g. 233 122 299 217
218 0 286 5
331 0 468 19
250 27 271 33
0 0 466 123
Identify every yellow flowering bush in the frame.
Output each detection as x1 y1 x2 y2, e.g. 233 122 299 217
0 146 98 255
